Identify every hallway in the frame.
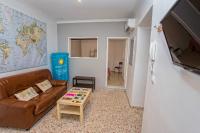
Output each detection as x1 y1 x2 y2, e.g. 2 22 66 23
107 71 124 87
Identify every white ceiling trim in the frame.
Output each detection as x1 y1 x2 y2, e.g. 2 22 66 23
57 18 128 24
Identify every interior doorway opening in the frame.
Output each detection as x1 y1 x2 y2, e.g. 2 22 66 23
106 37 129 89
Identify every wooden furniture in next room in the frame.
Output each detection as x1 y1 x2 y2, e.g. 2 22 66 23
114 62 123 73
56 87 92 124
73 76 95 92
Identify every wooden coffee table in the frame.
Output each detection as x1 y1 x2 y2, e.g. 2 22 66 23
56 87 92 124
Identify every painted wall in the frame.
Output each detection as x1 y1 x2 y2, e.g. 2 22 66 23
57 22 128 88
138 0 200 133
126 31 138 106
133 0 154 26
0 0 57 77
126 0 153 107
131 27 151 107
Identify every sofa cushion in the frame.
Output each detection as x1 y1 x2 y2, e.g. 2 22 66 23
36 80 52 92
14 87 39 101
47 86 66 100
34 92 55 115
0 69 52 98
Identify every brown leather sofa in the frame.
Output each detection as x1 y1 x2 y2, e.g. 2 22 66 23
0 69 67 130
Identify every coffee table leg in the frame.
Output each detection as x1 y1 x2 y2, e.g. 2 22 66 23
80 106 83 124
57 104 61 120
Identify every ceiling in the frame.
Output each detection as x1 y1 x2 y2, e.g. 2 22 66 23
22 0 140 22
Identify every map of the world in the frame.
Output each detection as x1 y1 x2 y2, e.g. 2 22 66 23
0 4 47 73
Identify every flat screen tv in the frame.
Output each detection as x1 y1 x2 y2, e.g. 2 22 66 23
161 0 200 74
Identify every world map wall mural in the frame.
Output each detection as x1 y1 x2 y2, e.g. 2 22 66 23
0 4 47 73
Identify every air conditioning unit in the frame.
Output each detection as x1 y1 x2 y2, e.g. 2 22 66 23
125 19 135 32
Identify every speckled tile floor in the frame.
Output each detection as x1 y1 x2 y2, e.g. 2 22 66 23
0 89 143 133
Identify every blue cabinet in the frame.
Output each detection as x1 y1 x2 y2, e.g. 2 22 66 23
51 53 69 81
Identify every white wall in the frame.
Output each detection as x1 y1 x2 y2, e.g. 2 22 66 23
131 27 151 107
134 0 154 26
0 0 57 78
57 22 128 88
126 31 138 106
126 4 152 107
139 0 200 133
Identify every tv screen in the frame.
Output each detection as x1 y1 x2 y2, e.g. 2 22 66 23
161 0 200 74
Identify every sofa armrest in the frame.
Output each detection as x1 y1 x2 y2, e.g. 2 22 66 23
51 80 67 87
0 98 35 113
0 98 36 128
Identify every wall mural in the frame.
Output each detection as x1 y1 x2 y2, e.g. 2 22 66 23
0 3 47 73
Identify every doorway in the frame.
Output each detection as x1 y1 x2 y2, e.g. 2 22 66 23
106 37 129 89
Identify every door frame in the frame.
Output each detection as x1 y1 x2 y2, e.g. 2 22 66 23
105 37 130 89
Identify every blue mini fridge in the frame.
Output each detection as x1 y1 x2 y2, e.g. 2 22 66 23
51 53 69 81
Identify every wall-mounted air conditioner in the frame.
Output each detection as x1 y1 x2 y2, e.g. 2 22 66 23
125 19 135 32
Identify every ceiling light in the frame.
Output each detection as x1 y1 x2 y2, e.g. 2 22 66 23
78 0 82 3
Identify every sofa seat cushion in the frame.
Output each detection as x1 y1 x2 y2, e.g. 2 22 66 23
48 86 66 100
33 92 56 115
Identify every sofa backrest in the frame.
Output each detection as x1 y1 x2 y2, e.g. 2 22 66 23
0 69 52 100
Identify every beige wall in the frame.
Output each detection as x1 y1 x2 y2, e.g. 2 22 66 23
81 40 97 57
70 39 97 57
108 39 126 71
71 40 81 57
